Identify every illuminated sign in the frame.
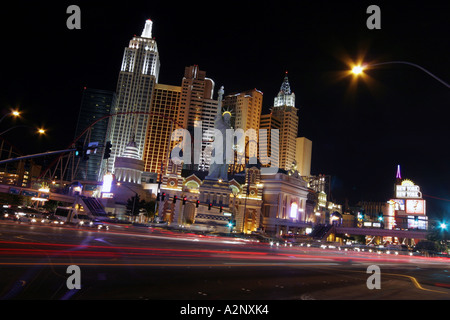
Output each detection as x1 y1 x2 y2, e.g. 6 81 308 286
101 193 114 199
9 188 20 195
395 179 422 199
102 173 113 193
22 190 38 197
407 215 428 230
406 199 426 215
86 142 99 155
392 199 405 211
31 197 49 202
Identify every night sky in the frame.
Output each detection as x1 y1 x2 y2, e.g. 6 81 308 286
0 1 448 217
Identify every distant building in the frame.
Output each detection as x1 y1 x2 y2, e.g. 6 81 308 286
295 137 312 178
74 88 115 182
0 139 41 187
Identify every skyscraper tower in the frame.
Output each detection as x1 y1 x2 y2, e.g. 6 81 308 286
259 112 281 170
222 89 263 171
73 88 116 182
143 83 182 180
179 65 215 129
178 65 216 170
106 19 160 175
271 72 299 171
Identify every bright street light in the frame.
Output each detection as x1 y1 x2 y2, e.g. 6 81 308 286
0 125 46 137
440 223 447 230
0 109 21 124
351 65 365 75
350 60 449 88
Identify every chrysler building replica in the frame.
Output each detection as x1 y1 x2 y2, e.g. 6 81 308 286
271 72 299 171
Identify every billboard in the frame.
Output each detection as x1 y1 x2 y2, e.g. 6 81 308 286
395 179 422 199
406 199 426 215
393 199 405 211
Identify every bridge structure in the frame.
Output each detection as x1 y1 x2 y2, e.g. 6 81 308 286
38 111 183 187
309 223 428 246
0 184 75 203
335 226 428 240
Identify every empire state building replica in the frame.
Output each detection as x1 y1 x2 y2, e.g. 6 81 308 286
104 19 160 176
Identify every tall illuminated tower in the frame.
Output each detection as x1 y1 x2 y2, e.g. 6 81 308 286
179 65 215 129
105 19 160 175
271 72 298 171
178 65 216 170
222 89 263 170
143 83 182 180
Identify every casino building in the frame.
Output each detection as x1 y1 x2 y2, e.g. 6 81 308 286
387 165 428 231
157 160 311 236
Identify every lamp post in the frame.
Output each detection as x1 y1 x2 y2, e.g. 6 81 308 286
0 110 20 125
0 125 46 137
351 60 449 88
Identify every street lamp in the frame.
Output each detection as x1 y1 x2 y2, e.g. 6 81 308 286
0 125 46 137
0 109 20 124
352 65 364 75
351 61 449 88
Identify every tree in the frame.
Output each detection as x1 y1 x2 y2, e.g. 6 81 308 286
126 194 141 221
43 200 62 213
140 200 156 221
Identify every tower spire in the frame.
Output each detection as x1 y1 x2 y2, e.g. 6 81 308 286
279 72 292 95
274 72 295 107
141 19 153 38
396 164 402 185
396 164 401 179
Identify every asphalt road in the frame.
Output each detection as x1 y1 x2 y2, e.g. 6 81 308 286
1 220 450 302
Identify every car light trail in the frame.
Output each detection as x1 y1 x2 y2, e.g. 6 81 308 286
1 240 449 266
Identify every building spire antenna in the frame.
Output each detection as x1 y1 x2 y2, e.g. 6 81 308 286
396 164 401 179
141 19 153 38
395 164 402 186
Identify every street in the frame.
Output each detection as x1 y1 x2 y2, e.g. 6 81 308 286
1 220 450 300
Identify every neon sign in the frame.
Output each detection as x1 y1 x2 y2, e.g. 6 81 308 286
395 179 422 199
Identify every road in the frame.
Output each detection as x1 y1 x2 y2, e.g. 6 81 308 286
1 220 450 301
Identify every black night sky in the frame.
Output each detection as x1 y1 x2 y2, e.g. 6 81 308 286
0 1 448 217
